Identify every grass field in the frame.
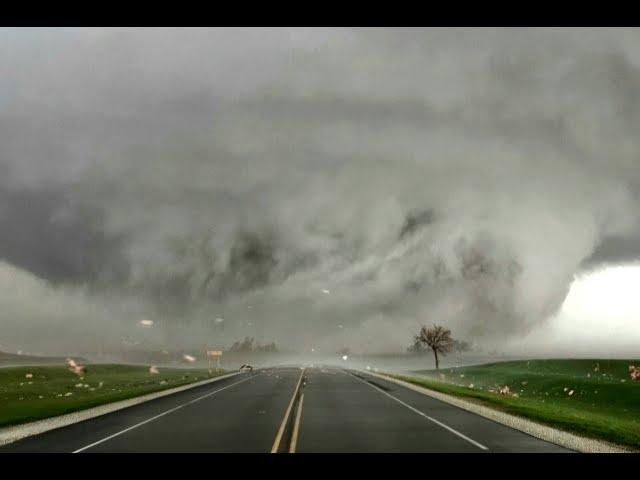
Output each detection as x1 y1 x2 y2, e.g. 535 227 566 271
390 359 640 448
0 364 224 428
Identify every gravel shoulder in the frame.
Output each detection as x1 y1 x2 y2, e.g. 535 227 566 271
0 370 240 447
369 370 637 453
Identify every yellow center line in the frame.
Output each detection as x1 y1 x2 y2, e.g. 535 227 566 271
288 393 304 453
271 368 305 453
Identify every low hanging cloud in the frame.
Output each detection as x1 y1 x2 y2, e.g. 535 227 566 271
2 28 640 354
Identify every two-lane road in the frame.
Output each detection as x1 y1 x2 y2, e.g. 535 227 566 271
0 367 571 453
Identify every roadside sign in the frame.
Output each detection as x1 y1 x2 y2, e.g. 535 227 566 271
206 350 223 371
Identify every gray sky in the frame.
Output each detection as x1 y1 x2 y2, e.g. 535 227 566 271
2 28 640 355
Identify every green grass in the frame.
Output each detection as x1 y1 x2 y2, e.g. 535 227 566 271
388 359 640 449
0 364 225 428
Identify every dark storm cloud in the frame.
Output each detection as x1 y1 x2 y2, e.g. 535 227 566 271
582 234 640 268
0 181 129 285
2 28 640 354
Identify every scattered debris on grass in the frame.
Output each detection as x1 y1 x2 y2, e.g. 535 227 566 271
498 385 511 395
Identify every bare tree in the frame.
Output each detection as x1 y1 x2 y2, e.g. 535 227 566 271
418 324 455 369
407 335 427 354
228 337 255 352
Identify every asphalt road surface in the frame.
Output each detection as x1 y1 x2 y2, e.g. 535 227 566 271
1 367 571 453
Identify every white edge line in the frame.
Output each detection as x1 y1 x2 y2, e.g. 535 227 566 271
346 370 489 451
73 375 253 453
0 371 243 447
368 371 637 453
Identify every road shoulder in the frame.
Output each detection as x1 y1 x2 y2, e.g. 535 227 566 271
366 370 636 453
0 370 241 447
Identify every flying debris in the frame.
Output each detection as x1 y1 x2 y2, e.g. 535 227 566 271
342 355 348 361
139 319 154 327
66 358 86 376
214 317 224 324
183 354 196 363
322 289 330 295
149 365 160 374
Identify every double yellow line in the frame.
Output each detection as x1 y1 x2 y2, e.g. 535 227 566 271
271 368 306 453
